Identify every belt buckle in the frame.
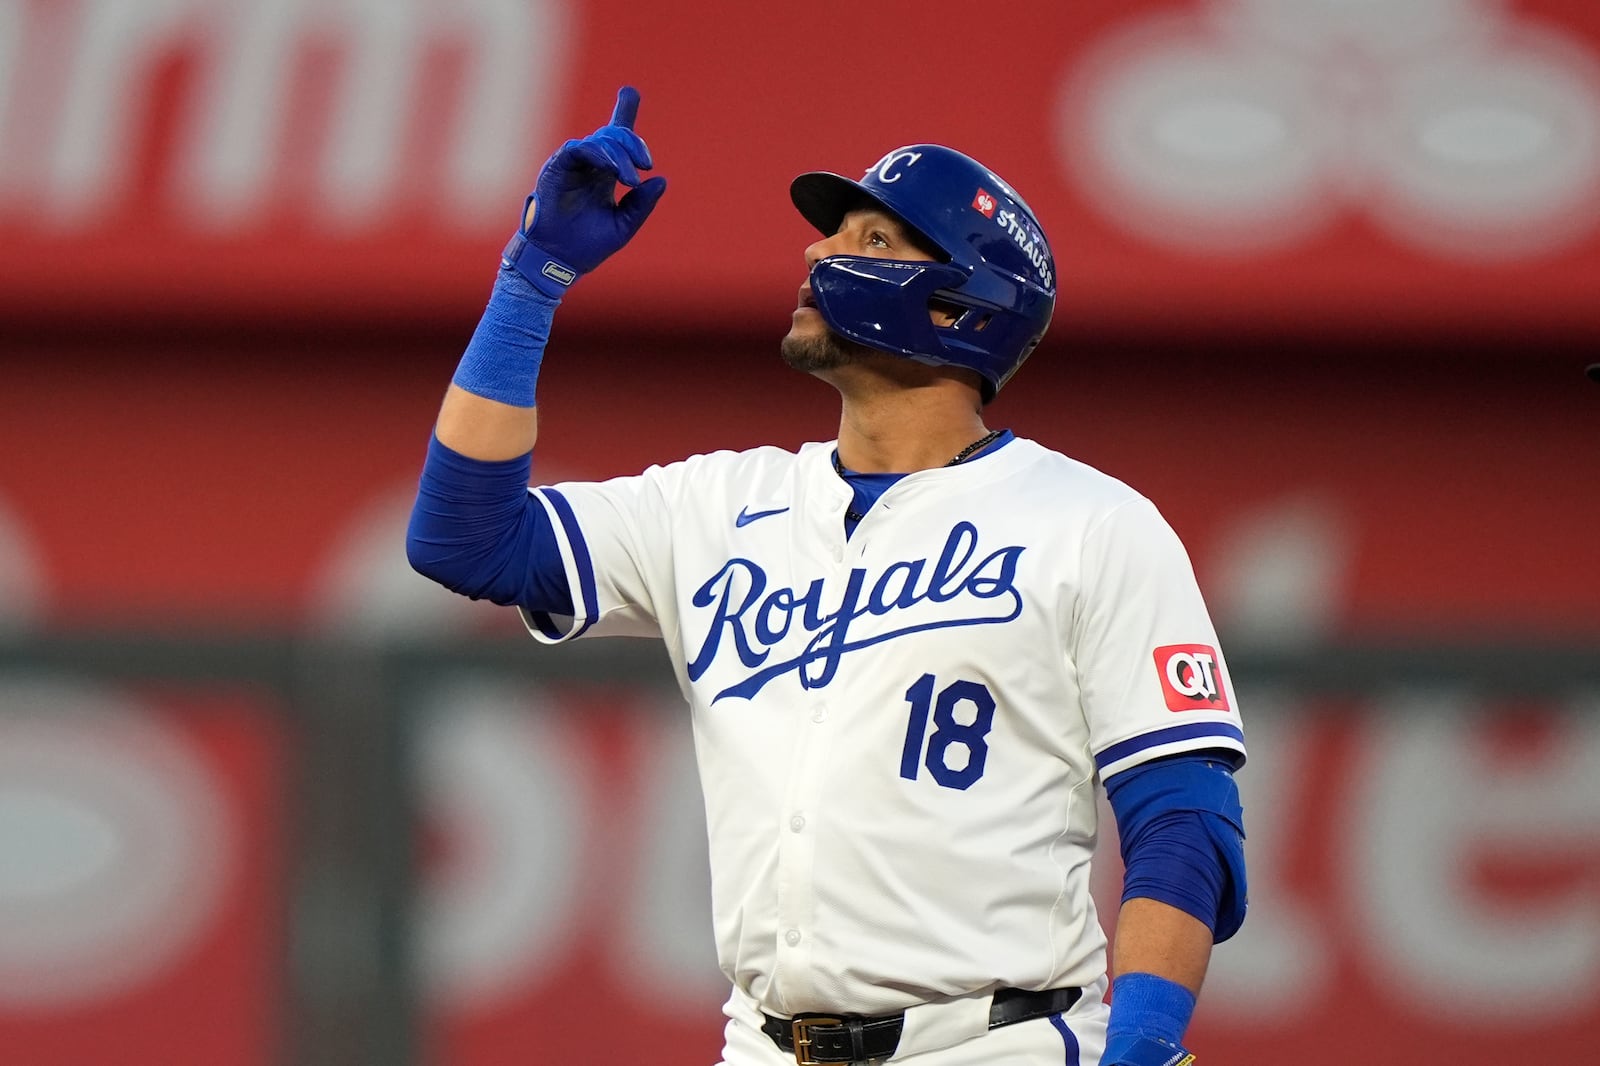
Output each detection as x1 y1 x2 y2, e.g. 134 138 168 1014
790 1015 843 1066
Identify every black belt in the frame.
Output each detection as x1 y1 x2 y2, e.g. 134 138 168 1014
760 985 1081 1065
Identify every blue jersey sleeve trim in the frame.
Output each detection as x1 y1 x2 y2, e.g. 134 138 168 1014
524 596 568 641
1095 722 1246 776
539 487 599 639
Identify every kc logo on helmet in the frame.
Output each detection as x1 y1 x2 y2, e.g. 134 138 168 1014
1153 644 1231 712
972 189 997 218
867 150 923 185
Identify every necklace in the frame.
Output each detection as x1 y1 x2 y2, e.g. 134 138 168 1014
945 428 1005 466
834 429 1004 523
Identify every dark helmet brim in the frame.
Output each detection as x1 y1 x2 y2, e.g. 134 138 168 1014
790 172 947 260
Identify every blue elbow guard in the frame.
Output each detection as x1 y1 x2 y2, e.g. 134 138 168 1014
1106 753 1249 942
406 435 574 613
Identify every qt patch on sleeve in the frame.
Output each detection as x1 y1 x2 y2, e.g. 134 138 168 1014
1153 644 1231 712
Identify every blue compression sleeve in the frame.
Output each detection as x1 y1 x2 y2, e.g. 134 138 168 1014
1105 752 1248 941
405 435 574 614
452 269 558 407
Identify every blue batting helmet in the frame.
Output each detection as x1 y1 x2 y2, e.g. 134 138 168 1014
790 144 1056 402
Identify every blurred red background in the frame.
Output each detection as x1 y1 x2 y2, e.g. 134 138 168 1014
1 1 1596 1064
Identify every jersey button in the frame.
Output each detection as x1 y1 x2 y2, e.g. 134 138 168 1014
789 814 806 832
785 929 802 946
811 705 827 723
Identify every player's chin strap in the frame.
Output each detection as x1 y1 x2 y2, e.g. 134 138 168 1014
1103 1033 1196 1066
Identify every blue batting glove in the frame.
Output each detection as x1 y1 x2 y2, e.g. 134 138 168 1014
1102 1033 1196 1066
500 85 668 299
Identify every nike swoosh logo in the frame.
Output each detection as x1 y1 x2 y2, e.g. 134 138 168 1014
735 505 790 528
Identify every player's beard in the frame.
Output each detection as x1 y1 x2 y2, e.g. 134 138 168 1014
779 324 878 374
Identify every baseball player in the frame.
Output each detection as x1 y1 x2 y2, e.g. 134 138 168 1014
408 87 1248 1066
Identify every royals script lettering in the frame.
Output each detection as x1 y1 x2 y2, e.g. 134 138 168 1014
687 522 1026 701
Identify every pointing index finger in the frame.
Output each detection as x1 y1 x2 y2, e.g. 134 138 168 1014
611 86 641 130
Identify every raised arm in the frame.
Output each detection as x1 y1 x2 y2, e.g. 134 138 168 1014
407 87 665 609
435 85 667 459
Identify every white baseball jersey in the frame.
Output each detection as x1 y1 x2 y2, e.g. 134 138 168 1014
520 436 1245 1037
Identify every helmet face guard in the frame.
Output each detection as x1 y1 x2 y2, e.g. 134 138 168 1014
791 145 1057 402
